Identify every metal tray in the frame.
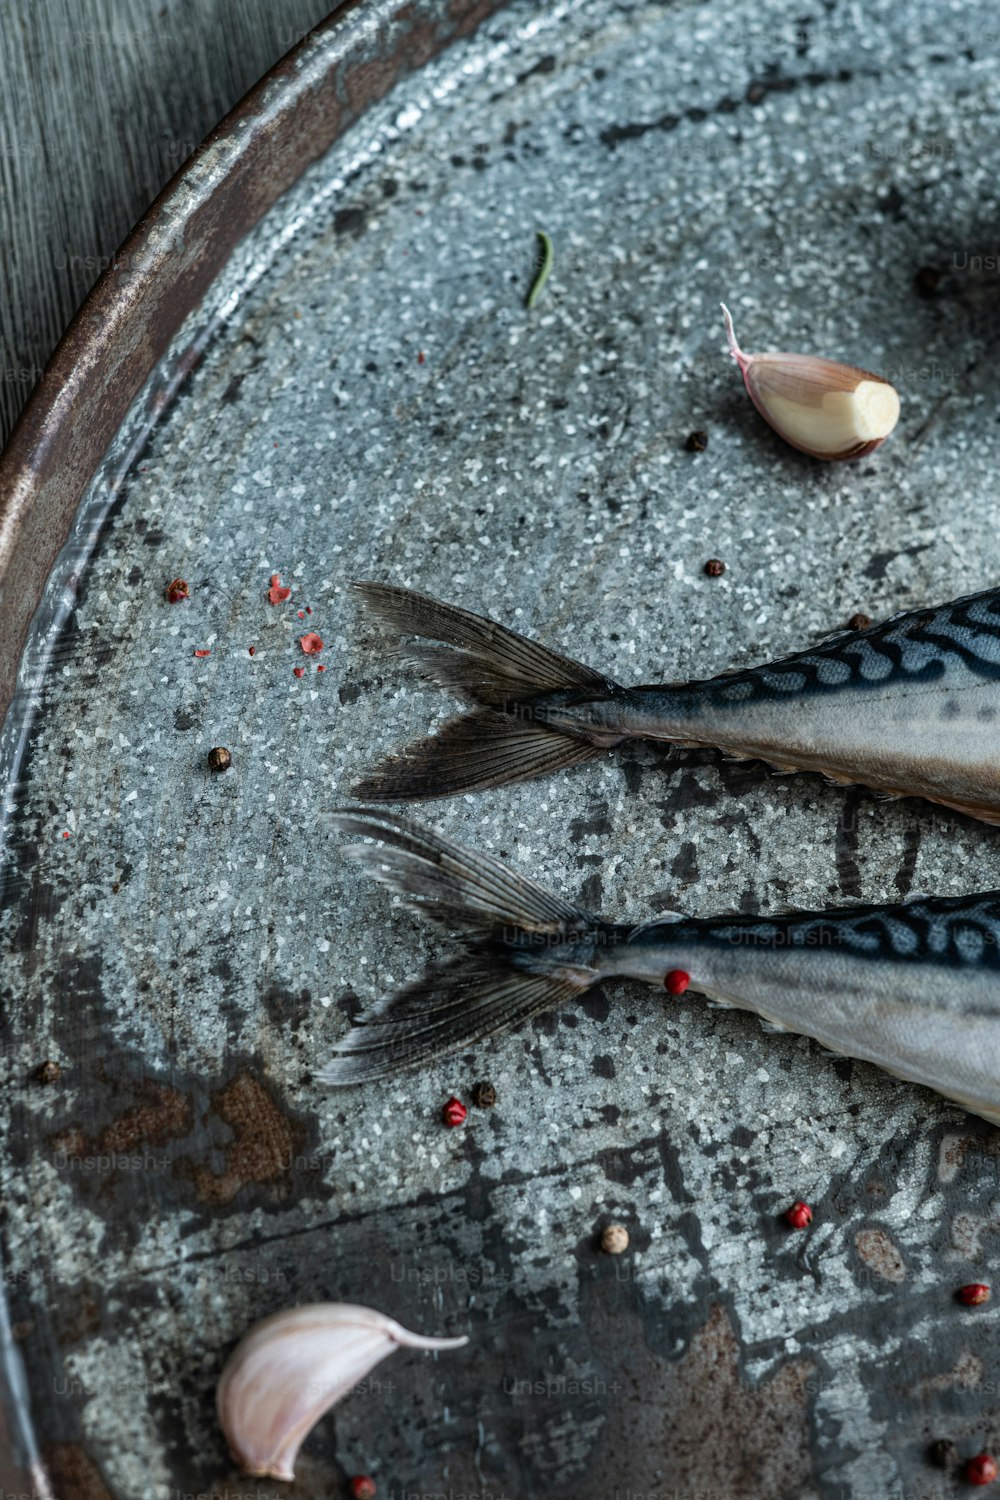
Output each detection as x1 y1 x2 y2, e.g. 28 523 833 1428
3 0 1000 1495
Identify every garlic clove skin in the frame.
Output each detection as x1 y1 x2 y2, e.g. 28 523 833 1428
721 304 900 461
217 1303 468 1481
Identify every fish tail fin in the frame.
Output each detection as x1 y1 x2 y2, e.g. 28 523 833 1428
319 808 609 1085
352 581 621 800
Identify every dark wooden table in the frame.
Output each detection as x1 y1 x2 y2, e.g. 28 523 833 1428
0 0 334 450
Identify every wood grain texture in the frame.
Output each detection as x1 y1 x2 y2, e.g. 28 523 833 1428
0 0 336 450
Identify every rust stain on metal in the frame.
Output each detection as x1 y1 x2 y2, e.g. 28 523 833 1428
48 1126 88 1162
937 1131 1000 1184
48 1081 193 1167
177 1071 304 1205
907 1352 984 1398
855 1227 907 1283
655 1305 818 1498
449 0 506 36
54 1297 102 1350
344 56 405 114
586 1304 818 1498
41 1443 113 1500
949 1209 1000 1259
98 1081 193 1154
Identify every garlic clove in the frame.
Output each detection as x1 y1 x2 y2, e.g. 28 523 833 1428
721 304 900 460
217 1302 468 1481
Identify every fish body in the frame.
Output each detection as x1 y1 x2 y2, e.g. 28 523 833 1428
324 809 1000 1125
612 899 1000 1125
354 582 1000 821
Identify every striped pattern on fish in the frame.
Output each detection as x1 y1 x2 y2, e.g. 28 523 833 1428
352 582 1000 820
322 809 1000 1126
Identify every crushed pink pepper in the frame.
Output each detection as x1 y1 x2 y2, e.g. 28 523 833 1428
300 632 323 655
248 646 256 657
268 573 291 605
165 577 189 604
193 649 211 658
293 666 305 678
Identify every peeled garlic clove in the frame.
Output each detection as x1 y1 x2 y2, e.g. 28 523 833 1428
217 1302 468 1481
721 304 900 461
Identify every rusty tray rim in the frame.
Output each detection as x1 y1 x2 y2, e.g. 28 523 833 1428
0 2 513 1493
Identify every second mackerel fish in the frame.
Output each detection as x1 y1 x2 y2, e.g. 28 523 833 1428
323 808 1000 1126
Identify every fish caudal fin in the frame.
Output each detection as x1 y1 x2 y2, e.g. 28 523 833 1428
320 808 604 1084
353 582 613 705
354 708 601 801
352 582 619 800
321 956 590 1085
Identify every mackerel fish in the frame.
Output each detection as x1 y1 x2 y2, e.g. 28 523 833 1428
323 808 1000 1126
352 581 1000 822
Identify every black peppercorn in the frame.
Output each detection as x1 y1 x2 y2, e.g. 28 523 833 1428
926 1438 957 1469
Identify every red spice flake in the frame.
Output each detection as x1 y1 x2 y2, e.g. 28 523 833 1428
248 646 256 657
193 649 211 658
316 664 326 673
966 1454 998 1486
61 831 71 840
442 1096 467 1128
957 1283 991 1306
268 573 292 605
297 610 305 619
349 1479 376 1500
786 1201 813 1230
165 577 190 604
306 606 312 614
664 969 690 996
417 350 426 364
292 666 305 678
300 632 324 656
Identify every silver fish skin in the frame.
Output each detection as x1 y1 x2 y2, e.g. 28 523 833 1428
323 809 1000 1126
613 901 1000 1126
353 582 1000 820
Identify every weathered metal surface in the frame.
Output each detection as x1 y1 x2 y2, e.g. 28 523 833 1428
3 0 1000 1496
0 1 516 1493
0 0 511 802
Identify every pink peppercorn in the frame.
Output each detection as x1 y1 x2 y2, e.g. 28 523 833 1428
442 1096 467 1128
